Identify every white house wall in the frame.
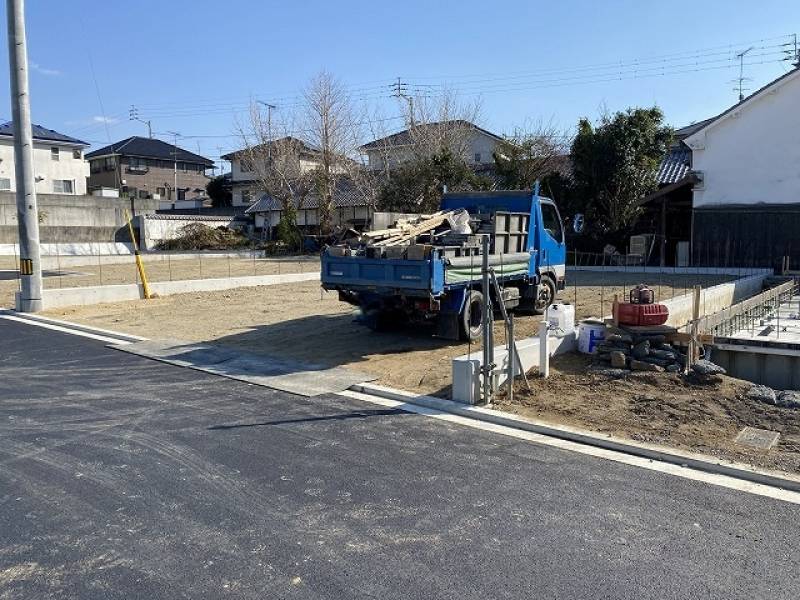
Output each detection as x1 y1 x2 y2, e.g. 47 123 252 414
0 140 89 195
365 130 502 172
687 70 800 208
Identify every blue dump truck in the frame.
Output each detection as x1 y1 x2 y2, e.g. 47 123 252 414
320 189 566 340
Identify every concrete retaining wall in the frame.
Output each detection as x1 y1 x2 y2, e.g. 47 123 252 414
452 331 576 404
660 273 769 329
19 272 320 310
0 192 159 245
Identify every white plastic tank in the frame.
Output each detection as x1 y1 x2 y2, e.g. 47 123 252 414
546 303 575 334
577 319 606 354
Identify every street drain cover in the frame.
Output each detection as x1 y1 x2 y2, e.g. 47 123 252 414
735 427 780 450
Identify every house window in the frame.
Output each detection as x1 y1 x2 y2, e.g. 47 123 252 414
156 187 166 198
138 190 149 199
90 160 102 173
474 152 482 163
240 159 253 173
241 189 252 204
104 157 116 171
73 149 82 159
51 147 60 161
177 188 186 201
129 157 148 172
0 177 10 190
53 179 74 194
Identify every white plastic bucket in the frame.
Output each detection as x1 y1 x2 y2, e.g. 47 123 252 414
577 320 606 354
546 303 575 334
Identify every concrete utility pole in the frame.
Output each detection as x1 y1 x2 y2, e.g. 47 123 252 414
167 130 180 202
257 101 276 160
6 0 42 311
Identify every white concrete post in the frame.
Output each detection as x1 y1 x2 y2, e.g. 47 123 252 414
539 320 550 378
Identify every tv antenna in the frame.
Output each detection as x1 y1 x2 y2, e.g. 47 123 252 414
733 46 754 101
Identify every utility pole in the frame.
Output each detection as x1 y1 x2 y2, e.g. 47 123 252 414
216 145 225 176
6 0 42 311
167 130 180 202
393 77 414 127
257 101 276 159
734 46 754 101
129 105 152 138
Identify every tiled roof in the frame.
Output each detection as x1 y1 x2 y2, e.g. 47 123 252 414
245 180 370 213
86 136 214 166
360 120 504 150
0 122 88 146
656 144 692 185
221 137 321 161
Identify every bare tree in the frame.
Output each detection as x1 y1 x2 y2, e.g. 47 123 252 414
235 103 310 216
303 70 366 234
492 118 572 189
404 90 483 164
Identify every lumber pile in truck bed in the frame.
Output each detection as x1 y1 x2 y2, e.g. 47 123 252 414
360 211 452 247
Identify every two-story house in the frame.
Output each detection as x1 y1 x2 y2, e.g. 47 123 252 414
0 122 89 195
86 136 213 203
221 137 325 207
360 120 505 172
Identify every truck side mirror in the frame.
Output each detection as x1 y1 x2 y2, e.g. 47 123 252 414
572 213 585 234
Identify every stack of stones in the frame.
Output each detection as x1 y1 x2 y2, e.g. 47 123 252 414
593 331 686 373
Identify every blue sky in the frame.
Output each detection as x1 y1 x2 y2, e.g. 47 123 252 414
1 0 798 169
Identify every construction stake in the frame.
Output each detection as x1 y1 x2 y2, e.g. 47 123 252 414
124 209 152 299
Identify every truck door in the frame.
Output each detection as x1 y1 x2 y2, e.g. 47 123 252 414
538 200 566 278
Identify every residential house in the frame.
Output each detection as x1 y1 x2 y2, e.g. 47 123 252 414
683 67 800 268
634 67 800 268
245 180 373 238
221 137 326 208
631 123 702 266
360 120 505 172
0 122 89 195
86 136 214 206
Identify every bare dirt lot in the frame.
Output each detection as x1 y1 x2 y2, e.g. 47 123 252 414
39 269 798 474
495 353 800 475
0 254 319 308
42 271 737 396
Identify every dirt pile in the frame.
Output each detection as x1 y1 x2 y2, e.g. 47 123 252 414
496 353 800 474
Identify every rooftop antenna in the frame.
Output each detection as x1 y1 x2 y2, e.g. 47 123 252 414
734 46 754 101
129 105 152 138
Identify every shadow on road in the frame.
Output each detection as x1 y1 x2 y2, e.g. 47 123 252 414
207 408 408 430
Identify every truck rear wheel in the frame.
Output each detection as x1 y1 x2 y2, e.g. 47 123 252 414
460 290 484 341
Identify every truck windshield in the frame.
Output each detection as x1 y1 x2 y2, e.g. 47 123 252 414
541 203 563 242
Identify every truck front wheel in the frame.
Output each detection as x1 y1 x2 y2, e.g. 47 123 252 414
460 290 484 341
532 276 556 315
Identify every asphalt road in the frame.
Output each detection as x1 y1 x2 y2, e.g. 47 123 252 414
0 317 798 599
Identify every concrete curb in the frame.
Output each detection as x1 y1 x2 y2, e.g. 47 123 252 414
0 310 147 344
349 382 800 494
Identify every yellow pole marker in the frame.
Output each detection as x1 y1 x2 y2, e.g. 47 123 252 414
124 209 152 299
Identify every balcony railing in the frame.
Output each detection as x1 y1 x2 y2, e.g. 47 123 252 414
125 165 149 174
